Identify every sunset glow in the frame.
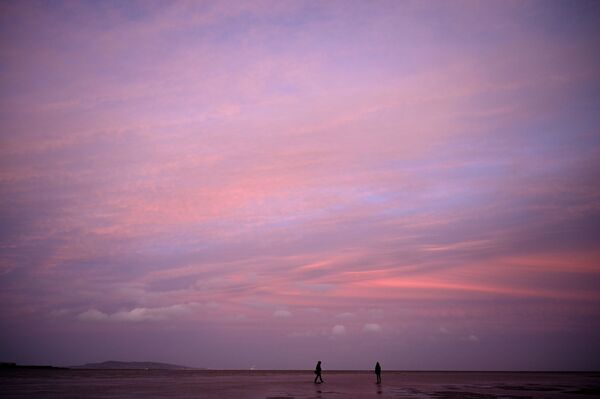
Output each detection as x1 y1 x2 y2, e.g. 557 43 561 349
1 1 599 370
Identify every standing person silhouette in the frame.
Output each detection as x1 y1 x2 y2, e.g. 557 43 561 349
375 361 381 384
314 360 324 383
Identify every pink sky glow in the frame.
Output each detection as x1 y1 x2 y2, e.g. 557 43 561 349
1 1 599 370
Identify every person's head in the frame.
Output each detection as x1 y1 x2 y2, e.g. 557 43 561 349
318 361 321 364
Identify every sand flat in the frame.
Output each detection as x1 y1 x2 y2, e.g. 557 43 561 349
1 370 599 398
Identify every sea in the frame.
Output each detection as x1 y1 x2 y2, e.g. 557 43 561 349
1 369 599 398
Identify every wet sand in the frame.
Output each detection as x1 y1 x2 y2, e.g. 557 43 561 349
1 369 599 398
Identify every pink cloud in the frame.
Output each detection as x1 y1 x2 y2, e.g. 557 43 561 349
1 0 599 370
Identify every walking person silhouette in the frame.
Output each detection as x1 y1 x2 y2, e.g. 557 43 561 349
314 360 324 383
375 361 381 384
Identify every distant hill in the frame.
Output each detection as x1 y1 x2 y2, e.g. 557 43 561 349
1 362 66 370
71 361 197 370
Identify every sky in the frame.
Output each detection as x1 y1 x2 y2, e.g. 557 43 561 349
1 0 599 371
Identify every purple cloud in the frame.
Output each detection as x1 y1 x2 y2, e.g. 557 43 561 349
1 0 599 370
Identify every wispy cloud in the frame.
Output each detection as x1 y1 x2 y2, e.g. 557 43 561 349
363 323 382 333
273 310 292 318
331 325 346 336
77 303 200 323
1 0 599 370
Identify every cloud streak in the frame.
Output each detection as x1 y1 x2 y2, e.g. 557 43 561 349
77 303 202 322
1 0 599 370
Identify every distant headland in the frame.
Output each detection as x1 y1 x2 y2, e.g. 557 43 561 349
71 361 197 370
1 361 200 370
1 362 66 370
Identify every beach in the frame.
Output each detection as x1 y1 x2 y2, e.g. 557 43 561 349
1 370 598 398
